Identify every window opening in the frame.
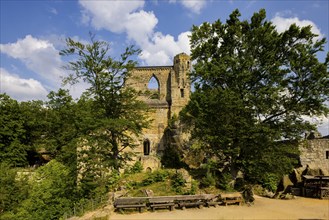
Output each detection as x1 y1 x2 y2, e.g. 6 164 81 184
326 150 329 159
180 89 184 98
143 139 150 156
148 75 160 99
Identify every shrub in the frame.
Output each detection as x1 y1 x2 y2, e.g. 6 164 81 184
200 172 216 188
171 173 186 194
141 169 170 186
125 161 143 174
217 172 234 191
188 180 199 195
261 173 279 192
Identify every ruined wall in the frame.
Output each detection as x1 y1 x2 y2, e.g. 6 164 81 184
125 53 191 170
299 137 329 175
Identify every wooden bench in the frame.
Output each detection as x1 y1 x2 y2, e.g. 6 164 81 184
148 197 175 211
219 192 243 206
114 197 148 212
202 194 220 207
174 195 206 209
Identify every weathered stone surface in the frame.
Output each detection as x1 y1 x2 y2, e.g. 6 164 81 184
278 175 294 193
125 53 191 171
299 137 329 175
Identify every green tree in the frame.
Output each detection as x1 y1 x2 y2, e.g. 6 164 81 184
182 9 329 186
14 160 73 220
0 94 27 167
44 89 79 165
59 35 150 195
0 94 46 167
0 163 29 217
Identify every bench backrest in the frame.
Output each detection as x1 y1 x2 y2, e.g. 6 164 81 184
149 197 174 203
220 192 242 199
173 195 205 201
114 197 148 205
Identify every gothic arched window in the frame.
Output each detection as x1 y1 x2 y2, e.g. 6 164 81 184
143 139 150 155
148 75 160 99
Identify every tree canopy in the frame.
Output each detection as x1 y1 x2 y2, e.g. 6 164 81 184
59 35 150 195
181 9 329 186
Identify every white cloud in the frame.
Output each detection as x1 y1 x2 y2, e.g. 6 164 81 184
180 0 207 14
0 35 63 85
79 1 155 35
302 114 329 136
79 1 191 66
0 68 48 101
271 14 324 41
169 0 207 14
140 31 191 65
0 35 91 100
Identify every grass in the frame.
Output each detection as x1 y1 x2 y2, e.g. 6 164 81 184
118 169 225 197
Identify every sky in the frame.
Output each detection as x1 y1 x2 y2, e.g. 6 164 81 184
0 0 328 135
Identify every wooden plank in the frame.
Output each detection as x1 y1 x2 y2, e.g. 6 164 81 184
220 192 242 198
114 197 148 213
150 203 175 211
220 192 242 206
116 204 146 208
149 197 174 203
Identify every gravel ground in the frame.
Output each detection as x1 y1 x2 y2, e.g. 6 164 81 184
110 196 329 220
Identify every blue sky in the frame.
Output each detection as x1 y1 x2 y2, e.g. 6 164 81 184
0 0 328 135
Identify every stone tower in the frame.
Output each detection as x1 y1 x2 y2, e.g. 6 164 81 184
125 53 191 170
171 53 191 116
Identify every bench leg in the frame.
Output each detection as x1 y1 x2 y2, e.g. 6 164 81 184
169 205 174 211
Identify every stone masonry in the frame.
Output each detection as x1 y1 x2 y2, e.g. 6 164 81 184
125 53 191 170
299 135 329 175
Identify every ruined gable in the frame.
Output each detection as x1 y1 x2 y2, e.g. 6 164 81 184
125 53 191 170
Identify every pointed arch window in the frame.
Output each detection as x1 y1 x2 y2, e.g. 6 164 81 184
143 139 150 156
148 75 160 99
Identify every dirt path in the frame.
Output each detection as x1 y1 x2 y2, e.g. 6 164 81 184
110 196 329 220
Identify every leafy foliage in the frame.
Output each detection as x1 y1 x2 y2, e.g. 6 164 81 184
171 172 186 193
181 9 329 184
141 169 171 186
125 161 143 174
13 160 74 220
0 163 29 216
0 94 46 167
59 34 150 196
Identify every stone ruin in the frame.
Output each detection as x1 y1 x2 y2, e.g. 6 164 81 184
125 53 191 171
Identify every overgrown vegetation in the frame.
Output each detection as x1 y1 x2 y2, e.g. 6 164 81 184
1 8 328 219
118 169 203 197
181 9 328 190
0 35 149 219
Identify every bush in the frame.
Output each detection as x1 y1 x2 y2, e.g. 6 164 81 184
125 161 143 174
217 172 234 191
171 173 186 194
141 169 170 186
261 173 279 192
188 180 199 195
200 172 216 188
